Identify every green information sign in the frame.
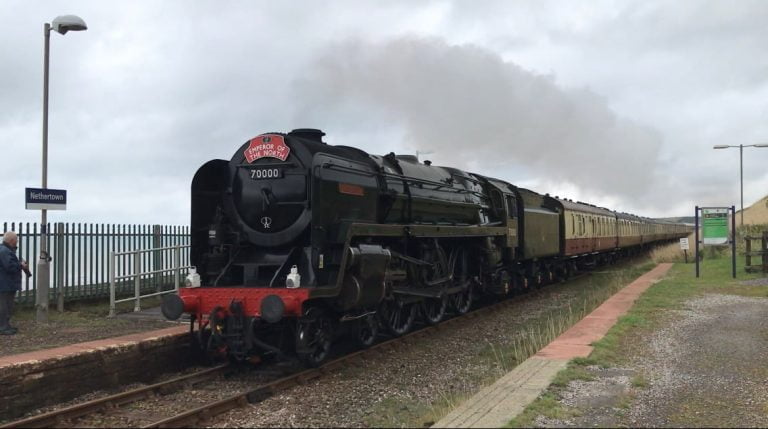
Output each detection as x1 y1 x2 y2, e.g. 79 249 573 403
702 208 729 245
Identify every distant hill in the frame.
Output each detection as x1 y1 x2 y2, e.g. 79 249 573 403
738 195 768 225
654 196 768 227
656 216 696 224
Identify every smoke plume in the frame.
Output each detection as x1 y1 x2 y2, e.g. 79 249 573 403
292 37 663 201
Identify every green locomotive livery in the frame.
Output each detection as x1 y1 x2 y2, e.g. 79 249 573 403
163 128 691 366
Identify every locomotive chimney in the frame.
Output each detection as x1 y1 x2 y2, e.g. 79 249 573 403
289 128 326 143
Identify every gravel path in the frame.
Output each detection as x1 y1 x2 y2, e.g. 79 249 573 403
538 293 768 427
627 293 768 427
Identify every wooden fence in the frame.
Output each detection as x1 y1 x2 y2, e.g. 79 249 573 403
744 231 768 274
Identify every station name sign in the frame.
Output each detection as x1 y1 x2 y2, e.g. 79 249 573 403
702 208 728 245
25 187 67 210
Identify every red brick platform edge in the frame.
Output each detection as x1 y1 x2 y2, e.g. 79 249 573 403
535 263 673 360
0 325 187 368
0 325 189 421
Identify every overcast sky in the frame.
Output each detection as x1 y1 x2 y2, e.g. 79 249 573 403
2 0 767 226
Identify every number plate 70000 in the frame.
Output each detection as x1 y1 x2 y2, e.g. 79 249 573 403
250 168 282 180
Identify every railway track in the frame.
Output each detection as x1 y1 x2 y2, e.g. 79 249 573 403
2 274 591 428
0 364 230 428
142 284 563 428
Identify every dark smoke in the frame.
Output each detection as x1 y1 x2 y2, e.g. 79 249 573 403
292 37 663 202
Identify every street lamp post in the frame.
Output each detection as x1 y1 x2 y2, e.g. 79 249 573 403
713 143 768 227
38 15 87 323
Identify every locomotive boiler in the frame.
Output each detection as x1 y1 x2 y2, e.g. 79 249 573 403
162 128 690 366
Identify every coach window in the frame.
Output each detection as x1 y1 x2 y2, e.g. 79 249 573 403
571 214 575 235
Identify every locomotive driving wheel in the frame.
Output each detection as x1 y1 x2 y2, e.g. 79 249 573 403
296 307 333 367
422 295 448 325
448 248 473 314
355 313 379 348
420 240 450 324
379 296 417 336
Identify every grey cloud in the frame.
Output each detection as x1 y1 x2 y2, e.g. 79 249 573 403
4 0 767 224
293 36 664 201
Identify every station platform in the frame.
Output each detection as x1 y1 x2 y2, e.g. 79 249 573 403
0 325 189 422
434 263 673 428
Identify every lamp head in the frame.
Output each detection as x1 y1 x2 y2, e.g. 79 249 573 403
753 143 768 148
713 145 730 149
51 15 87 34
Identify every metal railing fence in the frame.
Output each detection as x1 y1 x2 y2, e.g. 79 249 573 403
109 245 192 317
1 222 190 306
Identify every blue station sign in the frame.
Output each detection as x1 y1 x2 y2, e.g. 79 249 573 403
25 187 67 210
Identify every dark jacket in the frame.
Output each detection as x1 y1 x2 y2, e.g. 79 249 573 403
0 243 21 292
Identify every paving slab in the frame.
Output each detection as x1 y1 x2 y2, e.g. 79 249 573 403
433 263 672 428
0 325 187 368
437 357 569 428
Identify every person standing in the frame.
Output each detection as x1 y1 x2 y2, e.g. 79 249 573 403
0 231 27 335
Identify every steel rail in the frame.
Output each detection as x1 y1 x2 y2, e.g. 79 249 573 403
0 364 229 429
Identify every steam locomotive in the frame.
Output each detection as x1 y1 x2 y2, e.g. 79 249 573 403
162 128 691 366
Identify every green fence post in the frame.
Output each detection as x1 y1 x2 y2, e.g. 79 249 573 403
56 222 64 311
153 225 162 292
133 251 141 312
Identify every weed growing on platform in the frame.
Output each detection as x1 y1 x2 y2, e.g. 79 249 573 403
505 391 581 428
